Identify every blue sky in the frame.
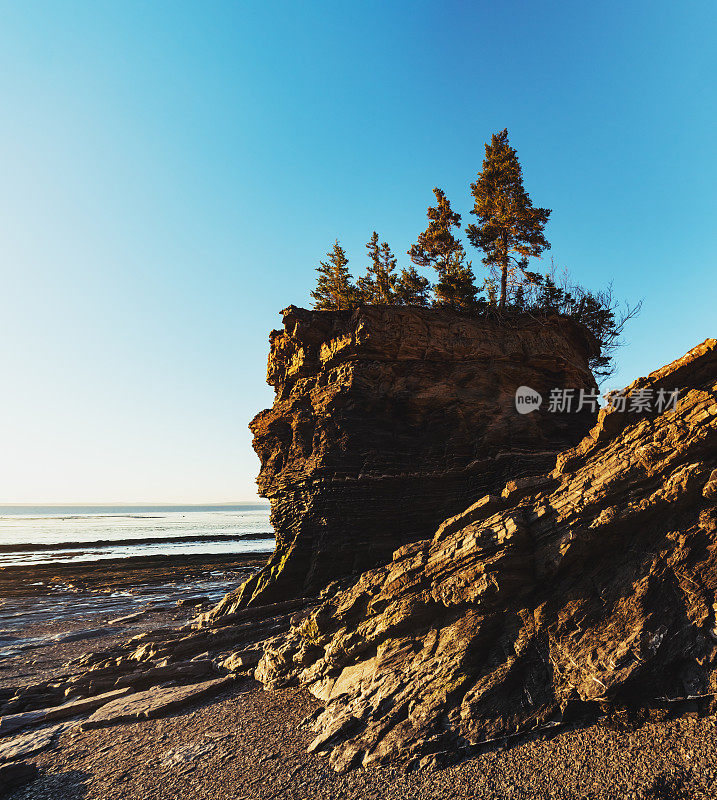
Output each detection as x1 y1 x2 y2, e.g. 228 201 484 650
0 1 714 503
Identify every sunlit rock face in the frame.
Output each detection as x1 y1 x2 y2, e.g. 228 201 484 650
214 304 598 613
256 339 717 771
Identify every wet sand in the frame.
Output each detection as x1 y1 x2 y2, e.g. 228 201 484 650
0 552 269 597
0 552 267 677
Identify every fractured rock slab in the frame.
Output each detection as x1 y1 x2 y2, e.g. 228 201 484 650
0 711 45 738
0 688 132 737
81 676 235 730
51 627 113 644
0 722 73 763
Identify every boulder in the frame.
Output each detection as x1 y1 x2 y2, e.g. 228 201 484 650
220 649 263 672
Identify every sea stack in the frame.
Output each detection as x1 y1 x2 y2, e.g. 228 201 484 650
213 304 599 613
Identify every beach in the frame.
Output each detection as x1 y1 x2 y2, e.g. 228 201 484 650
1 505 715 799
0 535 714 799
1 590 715 800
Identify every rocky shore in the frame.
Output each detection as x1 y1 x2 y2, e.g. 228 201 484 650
2 607 716 800
1 308 715 798
257 337 717 771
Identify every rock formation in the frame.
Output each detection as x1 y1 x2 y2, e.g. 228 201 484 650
5 334 714 781
256 338 717 771
216 305 599 612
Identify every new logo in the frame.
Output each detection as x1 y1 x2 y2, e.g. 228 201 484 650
515 386 542 414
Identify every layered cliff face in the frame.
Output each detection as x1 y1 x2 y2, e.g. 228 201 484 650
256 339 717 771
216 305 598 612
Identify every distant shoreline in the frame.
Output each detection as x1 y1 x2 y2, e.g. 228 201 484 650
0 532 274 553
0 504 274 568
0 501 269 512
0 550 271 597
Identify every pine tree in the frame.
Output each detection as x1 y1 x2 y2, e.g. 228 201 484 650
310 240 356 310
466 129 551 311
357 232 398 304
357 231 381 303
376 242 399 303
408 187 463 276
395 266 431 306
408 188 479 311
433 246 480 311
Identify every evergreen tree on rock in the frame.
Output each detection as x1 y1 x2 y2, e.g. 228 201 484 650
466 129 551 311
408 188 478 309
311 240 356 310
433 246 480 311
357 232 398 304
395 266 431 306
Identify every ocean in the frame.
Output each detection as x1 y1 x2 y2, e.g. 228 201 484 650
0 503 274 567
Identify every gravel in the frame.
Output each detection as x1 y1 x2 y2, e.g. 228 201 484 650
7 677 715 800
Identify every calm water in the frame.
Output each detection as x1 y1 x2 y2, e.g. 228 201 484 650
0 504 274 566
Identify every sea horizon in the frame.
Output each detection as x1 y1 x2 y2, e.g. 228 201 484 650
0 502 274 566
0 500 269 509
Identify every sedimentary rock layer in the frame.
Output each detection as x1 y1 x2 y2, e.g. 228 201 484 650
218 305 598 611
256 338 717 771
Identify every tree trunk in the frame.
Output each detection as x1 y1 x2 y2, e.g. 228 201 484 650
499 257 507 311
498 232 508 311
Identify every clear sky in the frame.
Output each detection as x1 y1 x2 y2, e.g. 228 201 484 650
0 1 715 503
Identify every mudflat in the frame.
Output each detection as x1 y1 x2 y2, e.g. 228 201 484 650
0 552 267 675
0 552 270 598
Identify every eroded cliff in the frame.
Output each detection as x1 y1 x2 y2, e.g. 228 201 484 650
216 305 599 612
8 331 715 786
256 338 717 771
